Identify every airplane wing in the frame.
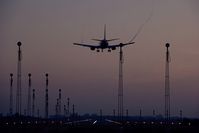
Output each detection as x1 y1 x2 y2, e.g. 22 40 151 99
73 43 101 50
108 42 135 48
73 43 98 48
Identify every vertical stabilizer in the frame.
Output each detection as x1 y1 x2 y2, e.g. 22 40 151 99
104 24 106 40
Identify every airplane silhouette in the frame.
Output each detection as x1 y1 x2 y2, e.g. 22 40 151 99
73 25 135 52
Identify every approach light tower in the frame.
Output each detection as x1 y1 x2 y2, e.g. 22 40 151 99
32 89 35 117
45 73 49 119
58 89 61 115
9 73 13 115
27 73 31 116
118 45 124 121
67 97 70 116
117 43 133 121
165 43 171 122
16 41 22 115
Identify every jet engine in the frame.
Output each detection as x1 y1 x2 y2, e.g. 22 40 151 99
111 47 116 50
90 47 95 50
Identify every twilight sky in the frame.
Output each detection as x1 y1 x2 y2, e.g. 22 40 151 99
0 0 199 118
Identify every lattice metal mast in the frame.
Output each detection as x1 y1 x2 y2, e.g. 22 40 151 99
58 89 61 115
27 73 31 116
67 97 70 117
45 73 49 118
118 45 124 121
32 89 35 117
16 41 22 115
165 43 171 122
9 73 13 115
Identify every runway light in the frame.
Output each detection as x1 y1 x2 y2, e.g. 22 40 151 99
20 122 23 124
179 122 182 125
93 120 97 125
35 121 38 124
188 122 191 126
171 122 174 125
6 122 8 125
160 122 163 124
13 122 16 125
51 121 54 124
28 121 31 124
151 122 154 124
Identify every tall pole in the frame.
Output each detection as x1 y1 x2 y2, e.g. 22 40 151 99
45 73 49 119
67 97 70 117
27 73 31 116
165 43 171 123
100 109 102 121
56 98 59 116
16 41 22 115
37 109 40 118
59 89 61 115
153 109 156 117
113 109 115 118
180 110 183 122
72 104 75 120
139 109 142 120
64 105 66 117
118 46 124 121
126 109 129 121
32 89 35 117
9 73 13 115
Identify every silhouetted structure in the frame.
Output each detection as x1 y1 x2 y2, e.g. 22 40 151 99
32 89 35 117
165 43 171 122
140 109 142 120
45 73 49 119
58 89 61 115
100 109 102 121
118 46 124 121
64 105 66 117
126 109 129 121
180 110 183 122
113 109 116 118
9 73 13 115
37 109 40 118
67 97 70 117
16 41 22 115
73 25 134 52
27 73 31 116
55 98 59 116
72 104 75 118
153 109 156 117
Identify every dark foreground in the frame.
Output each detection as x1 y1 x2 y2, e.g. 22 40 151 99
1 116 199 133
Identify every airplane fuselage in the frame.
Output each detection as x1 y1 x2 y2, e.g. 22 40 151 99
100 40 109 49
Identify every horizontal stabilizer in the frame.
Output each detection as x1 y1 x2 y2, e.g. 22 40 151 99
107 38 119 42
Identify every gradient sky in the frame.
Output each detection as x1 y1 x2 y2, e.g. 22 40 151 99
0 0 199 118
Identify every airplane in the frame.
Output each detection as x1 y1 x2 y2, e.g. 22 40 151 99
73 25 135 52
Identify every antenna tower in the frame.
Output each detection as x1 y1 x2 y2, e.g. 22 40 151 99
27 73 31 116
9 73 13 115
165 43 171 123
45 73 49 119
16 41 22 115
